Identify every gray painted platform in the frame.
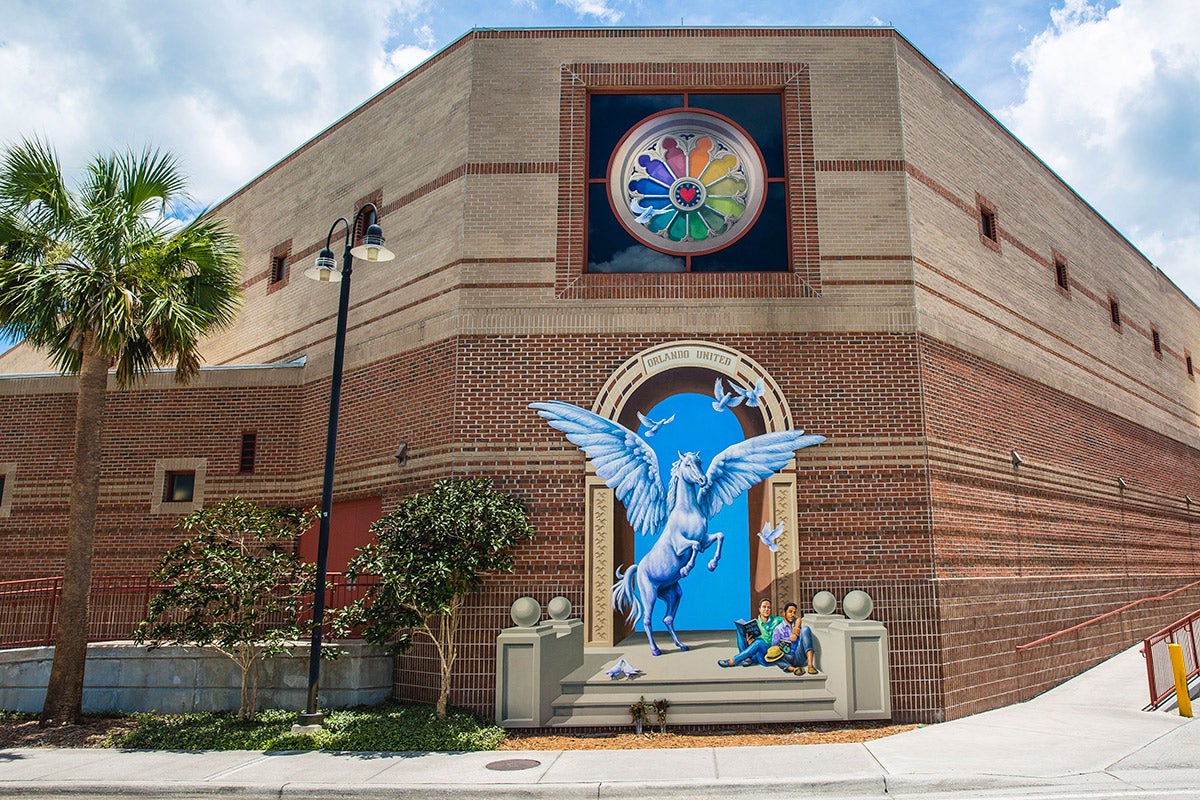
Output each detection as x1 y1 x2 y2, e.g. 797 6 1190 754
548 631 837 725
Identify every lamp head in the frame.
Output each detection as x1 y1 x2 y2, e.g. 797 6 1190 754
304 247 342 283
350 223 395 262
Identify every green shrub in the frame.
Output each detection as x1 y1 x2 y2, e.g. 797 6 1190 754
106 701 505 752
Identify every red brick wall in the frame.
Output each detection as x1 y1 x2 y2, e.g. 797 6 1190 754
4 330 1196 724
0 383 308 578
389 331 941 720
920 335 1200 719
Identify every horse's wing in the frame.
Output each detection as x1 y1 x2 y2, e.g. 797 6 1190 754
530 401 666 537
703 430 826 517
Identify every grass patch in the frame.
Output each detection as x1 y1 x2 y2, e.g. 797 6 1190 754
106 701 505 752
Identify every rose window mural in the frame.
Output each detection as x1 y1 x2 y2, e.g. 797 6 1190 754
609 110 767 256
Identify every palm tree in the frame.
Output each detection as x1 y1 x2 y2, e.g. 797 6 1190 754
0 138 242 723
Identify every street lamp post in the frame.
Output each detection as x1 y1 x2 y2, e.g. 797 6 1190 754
295 203 394 729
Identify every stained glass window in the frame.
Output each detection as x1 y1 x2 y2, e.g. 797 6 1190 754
587 92 787 274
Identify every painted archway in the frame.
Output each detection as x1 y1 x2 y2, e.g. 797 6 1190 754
583 340 802 646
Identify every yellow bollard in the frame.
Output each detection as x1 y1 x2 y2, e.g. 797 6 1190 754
1168 642 1193 718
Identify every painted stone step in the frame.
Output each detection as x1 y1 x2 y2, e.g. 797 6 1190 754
560 671 829 693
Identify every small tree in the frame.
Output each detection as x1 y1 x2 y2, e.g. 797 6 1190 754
337 478 535 718
135 498 317 720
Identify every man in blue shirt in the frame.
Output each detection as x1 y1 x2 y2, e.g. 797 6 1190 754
718 598 782 667
771 601 817 674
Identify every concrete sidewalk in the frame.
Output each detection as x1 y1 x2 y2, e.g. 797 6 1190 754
2 644 1197 799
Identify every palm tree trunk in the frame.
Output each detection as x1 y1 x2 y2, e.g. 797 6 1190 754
42 336 108 724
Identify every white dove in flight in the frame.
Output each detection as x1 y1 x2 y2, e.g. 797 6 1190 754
712 377 745 412
734 378 766 408
630 197 672 224
637 411 675 437
757 521 784 552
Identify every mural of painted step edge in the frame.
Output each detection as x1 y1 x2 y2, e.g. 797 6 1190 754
495 591 890 728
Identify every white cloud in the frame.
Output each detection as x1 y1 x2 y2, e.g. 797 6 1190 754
589 245 685 273
0 1 439 209
374 44 437 90
555 0 624 23
1001 0 1200 303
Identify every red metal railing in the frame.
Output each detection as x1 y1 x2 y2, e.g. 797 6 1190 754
1143 608 1200 708
1016 579 1200 652
0 574 374 649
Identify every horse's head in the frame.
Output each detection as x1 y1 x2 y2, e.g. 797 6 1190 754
674 451 707 488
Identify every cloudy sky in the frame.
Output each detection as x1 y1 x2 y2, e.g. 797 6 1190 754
1 0 1196 352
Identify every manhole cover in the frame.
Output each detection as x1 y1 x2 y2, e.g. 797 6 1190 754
486 758 542 771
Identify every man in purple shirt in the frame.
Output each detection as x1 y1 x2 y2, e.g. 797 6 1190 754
771 601 817 674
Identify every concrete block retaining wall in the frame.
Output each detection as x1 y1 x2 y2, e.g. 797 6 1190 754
0 640 391 714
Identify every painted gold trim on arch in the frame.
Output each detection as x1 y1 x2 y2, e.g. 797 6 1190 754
593 339 795 432
584 339 800 645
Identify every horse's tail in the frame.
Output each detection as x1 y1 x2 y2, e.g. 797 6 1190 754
611 564 641 624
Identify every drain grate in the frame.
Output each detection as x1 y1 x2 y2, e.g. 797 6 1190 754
486 758 542 771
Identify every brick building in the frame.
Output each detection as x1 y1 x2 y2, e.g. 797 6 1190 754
2 27 1198 723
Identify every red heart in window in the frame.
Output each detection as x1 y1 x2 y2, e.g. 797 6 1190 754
678 187 697 204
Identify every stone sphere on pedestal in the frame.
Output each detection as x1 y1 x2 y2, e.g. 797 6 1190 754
842 590 874 621
547 596 572 621
812 591 837 615
510 596 541 628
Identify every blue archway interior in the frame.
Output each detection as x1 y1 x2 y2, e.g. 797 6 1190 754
633 392 749 631
612 364 770 637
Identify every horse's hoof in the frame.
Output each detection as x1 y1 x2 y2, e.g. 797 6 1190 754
707 561 718 571
651 649 662 656
679 568 690 577
678 645 690 652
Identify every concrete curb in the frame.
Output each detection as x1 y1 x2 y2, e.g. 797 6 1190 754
0 774 1043 800
6 768 1200 800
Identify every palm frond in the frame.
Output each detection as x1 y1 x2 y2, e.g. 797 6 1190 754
0 139 243 384
0 137 73 232
119 147 187 214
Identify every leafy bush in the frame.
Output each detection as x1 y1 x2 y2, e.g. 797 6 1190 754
336 478 534 718
135 498 318 720
107 701 505 752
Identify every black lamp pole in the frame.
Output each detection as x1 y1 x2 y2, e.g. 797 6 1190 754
297 203 392 728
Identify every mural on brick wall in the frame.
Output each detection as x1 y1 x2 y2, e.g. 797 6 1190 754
531 393 824 656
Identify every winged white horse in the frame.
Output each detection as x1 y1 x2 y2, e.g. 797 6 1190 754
530 400 825 656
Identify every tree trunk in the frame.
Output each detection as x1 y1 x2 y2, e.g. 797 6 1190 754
434 598 461 719
41 337 108 724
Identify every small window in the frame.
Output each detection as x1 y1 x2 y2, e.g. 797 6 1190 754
976 194 1000 252
1187 353 1195 378
164 471 195 503
1110 298 1122 328
980 208 997 242
1153 329 1163 357
1054 257 1069 291
0 463 12 518
267 240 292 293
239 432 257 473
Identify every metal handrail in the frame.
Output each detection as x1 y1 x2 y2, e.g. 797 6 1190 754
1143 608 1200 707
1015 579 1200 652
0 573 373 649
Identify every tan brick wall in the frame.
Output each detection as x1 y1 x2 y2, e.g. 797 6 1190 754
895 42 1200 449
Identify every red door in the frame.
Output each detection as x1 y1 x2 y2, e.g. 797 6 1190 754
298 496 383 574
